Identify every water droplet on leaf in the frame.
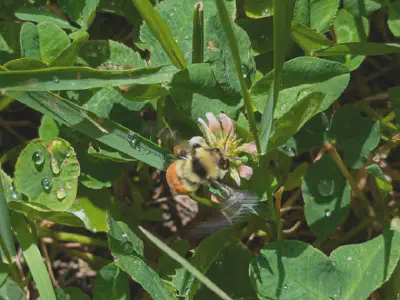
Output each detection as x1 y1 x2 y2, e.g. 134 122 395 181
318 179 335 197
50 157 60 175
56 187 66 200
283 284 288 289
122 233 127 238
32 151 45 166
127 131 137 146
41 177 52 192
53 76 59 83
347 256 352 261
324 209 331 217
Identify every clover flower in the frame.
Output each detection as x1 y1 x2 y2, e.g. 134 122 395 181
190 112 257 186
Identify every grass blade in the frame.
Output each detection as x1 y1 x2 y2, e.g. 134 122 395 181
215 0 261 153
0 173 16 261
11 212 56 300
9 91 172 170
192 2 204 64
0 65 178 91
131 0 187 69
138 226 233 300
259 0 292 152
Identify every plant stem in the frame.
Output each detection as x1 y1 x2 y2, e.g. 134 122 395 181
192 2 204 64
37 227 108 248
325 143 376 218
274 186 284 240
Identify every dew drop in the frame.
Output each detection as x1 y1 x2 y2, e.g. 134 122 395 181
332 261 336 267
91 52 97 58
122 233 127 238
97 44 102 51
32 151 45 166
283 284 288 290
127 131 137 146
56 187 66 200
50 157 60 175
347 256 352 261
9 184 18 199
65 151 71 158
41 177 52 192
114 257 119 262
53 76 60 83
317 178 335 197
324 209 332 217
184 35 190 40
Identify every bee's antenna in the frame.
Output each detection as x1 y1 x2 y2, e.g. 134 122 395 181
223 126 233 153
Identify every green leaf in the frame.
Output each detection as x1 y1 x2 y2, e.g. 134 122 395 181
39 116 59 143
0 279 25 300
381 258 400 300
158 240 190 283
15 8 76 30
333 8 369 70
294 0 339 33
173 229 233 299
133 0 187 69
3 58 47 70
244 0 273 19
388 84 400 127
196 237 257 300
139 226 233 300
311 42 400 57
8 201 85 227
79 40 146 68
388 1 400 37
250 230 400 300
207 3 256 94
343 0 381 17
59 0 99 30
329 105 380 168
268 90 325 151
0 65 178 91
20 22 41 60
93 263 130 300
291 21 334 54
302 155 351 240
12 91 171 171
11 212 56 300
55 287 90 300
51 30 89 66
69 187 116 232
237 17 274 55
294 112 328 154
0 22 22 64
106 215 175 300
14 138 80 211
79 152 127 189
366 164 392 200
284 162 309 191
251 57 350 116
169 63 242 121
38 22 71 65
0 261 8 286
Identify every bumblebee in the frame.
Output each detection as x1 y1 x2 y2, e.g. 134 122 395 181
166 137 230 194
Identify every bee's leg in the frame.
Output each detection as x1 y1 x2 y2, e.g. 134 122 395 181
210 180 234 198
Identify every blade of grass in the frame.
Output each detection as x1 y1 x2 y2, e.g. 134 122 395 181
0 65 178 91
11 212 56 300
311 42 400 56
8 91 172 170
215 0 261 153
192 2 204 64
131 0 187 69
138 226 233 300
0 173 17 260
259 0 292 241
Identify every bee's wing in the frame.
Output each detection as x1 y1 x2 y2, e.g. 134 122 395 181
190 183 260 238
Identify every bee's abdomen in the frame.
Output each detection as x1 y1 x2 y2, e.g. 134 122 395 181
191 157 208 179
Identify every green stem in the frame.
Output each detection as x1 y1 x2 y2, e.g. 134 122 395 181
192 2 204 64
215 0 261 153
37 227 109 248
326 143 376 218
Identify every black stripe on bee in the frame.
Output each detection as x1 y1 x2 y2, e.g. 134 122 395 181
192 157 208 178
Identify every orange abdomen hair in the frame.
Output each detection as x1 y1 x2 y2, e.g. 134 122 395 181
166 161 190 194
